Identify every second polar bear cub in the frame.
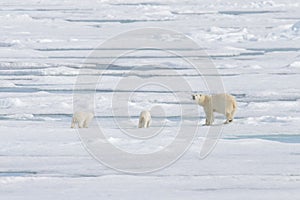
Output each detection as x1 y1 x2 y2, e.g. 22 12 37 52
71 111 94 128
138 110 151 128
192 93 237 125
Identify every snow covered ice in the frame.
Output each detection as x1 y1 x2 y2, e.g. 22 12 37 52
0 0 300 199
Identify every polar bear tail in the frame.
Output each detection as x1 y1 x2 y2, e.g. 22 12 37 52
71 117 76 128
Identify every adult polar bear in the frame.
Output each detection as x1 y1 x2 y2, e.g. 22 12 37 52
192 93 237 125
71 111 94 128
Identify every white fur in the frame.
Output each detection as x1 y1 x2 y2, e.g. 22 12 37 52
71 111 94 128
192 93 237 125
138 110 151 128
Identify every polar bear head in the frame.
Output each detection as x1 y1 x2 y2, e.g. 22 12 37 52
192 94 207 106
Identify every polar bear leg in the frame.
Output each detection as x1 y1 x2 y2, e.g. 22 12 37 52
205 113 214 125
83 119 89 128
225 105 236 124
229 98 237 123
205 118 209 126
71 117 76 128
143 118 147 128
138 117 144 128
204 108 214 125
209 113 214 125
83 117 92 128
78 120 84 128
230 106 236 122
146 120 150 128
224 112 232 124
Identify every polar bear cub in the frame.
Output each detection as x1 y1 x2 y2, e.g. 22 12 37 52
71 111 94 128
192 93 237 125
138 110 151 128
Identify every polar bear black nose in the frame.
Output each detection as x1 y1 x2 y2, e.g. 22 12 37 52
192 95 195 100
